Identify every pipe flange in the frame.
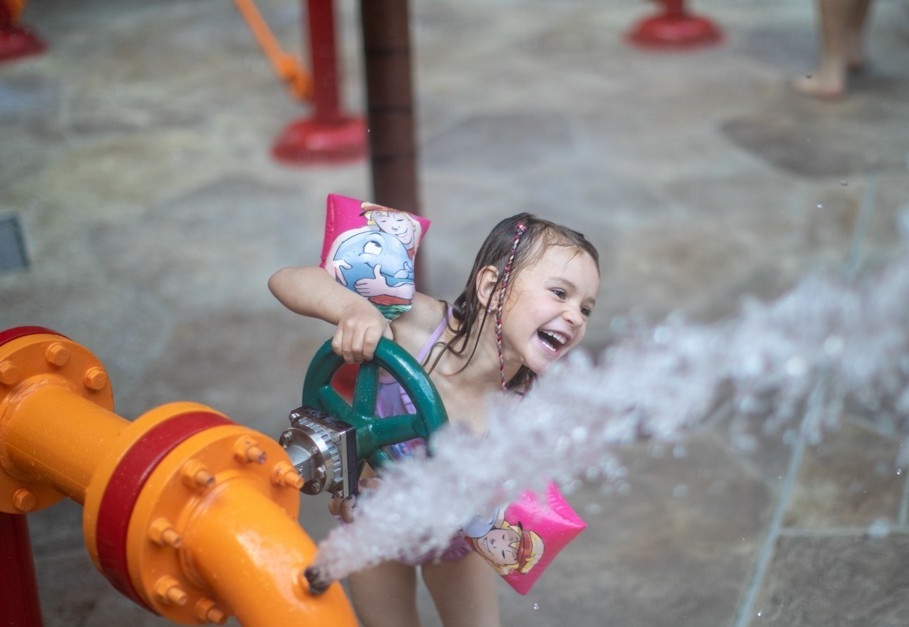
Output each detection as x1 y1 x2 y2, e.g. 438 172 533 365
0 327 112 514
115 414 300 623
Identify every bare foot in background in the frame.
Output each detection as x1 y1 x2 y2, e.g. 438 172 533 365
792 68 846 100
794 0 875 100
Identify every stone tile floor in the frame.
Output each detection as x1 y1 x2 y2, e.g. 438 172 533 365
2 0 909 625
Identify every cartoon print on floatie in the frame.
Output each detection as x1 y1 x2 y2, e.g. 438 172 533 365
464 505 544 576
319 194 430 320
464 482 586 595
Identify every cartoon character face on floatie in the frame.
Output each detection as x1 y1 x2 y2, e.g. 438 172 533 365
361 203 421 251
465 507 544 577
329 227 415 317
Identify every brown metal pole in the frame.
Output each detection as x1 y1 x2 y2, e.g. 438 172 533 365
359 0 420 215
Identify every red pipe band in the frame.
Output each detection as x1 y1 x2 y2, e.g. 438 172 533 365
0 326 66 347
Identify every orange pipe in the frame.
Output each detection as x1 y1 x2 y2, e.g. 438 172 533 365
0 328 357 626
232 0 311 100
4 382 122 503
179 478 350 625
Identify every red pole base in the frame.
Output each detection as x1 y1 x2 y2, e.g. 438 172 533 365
271 115 367 166
0 21 46 63
627 10 722 49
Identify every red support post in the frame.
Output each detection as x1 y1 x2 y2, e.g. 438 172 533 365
626 0 722 49
0 513 45 627
272 0 366 165
0 2 46 63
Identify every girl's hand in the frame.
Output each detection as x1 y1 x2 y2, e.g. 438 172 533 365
328 477 383 523
332 301 393 363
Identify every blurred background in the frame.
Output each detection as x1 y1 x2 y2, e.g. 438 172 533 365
2 0 909 625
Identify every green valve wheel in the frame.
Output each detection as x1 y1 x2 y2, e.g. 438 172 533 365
300 337 449 471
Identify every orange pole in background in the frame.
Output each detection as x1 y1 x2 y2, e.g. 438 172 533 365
0 327 357 627
233 0 311 101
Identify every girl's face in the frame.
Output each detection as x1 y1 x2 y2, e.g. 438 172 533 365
500 245 599 375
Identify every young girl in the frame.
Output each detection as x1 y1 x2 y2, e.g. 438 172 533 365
268 213 600 627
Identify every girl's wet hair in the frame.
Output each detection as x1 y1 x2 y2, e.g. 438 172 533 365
427 213 599 391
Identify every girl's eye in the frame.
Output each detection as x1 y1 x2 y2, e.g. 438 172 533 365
581 306 592 317
551 288 566 299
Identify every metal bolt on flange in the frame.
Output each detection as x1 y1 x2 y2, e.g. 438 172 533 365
83 367 108 391
0 361 20 386
233 437 267 465
181 459 215 490
148 517 183 548
44 342 70 367
153 576 188 606
194 597 228 625
12 488 36 512
272 461 304 490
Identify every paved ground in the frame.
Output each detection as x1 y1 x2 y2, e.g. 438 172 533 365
2 0 909 625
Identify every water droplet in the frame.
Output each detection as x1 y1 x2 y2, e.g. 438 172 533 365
866 518 890 538
816 202 824 209
653 325 671 344
532 602 541 610
823 335 844 355
785 356 807 377
840 179 848 186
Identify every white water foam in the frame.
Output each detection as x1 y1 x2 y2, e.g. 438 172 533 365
310 247 909 583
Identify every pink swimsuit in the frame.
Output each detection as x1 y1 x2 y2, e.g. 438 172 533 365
375 307 448 460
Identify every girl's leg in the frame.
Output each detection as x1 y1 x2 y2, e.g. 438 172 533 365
845 0 874 69
422 552 501 627
794 0 875 98
348 560 421 627
794 0 850 97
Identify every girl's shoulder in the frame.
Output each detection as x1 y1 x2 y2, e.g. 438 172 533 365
389 292 448 356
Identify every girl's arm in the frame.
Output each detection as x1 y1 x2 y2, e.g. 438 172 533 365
268 266 392 363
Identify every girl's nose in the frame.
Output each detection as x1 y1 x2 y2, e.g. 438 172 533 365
564 304 584 327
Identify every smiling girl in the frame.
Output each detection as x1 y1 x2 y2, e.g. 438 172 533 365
269 213 600 627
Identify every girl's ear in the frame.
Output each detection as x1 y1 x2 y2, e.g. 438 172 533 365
476 265 500 309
